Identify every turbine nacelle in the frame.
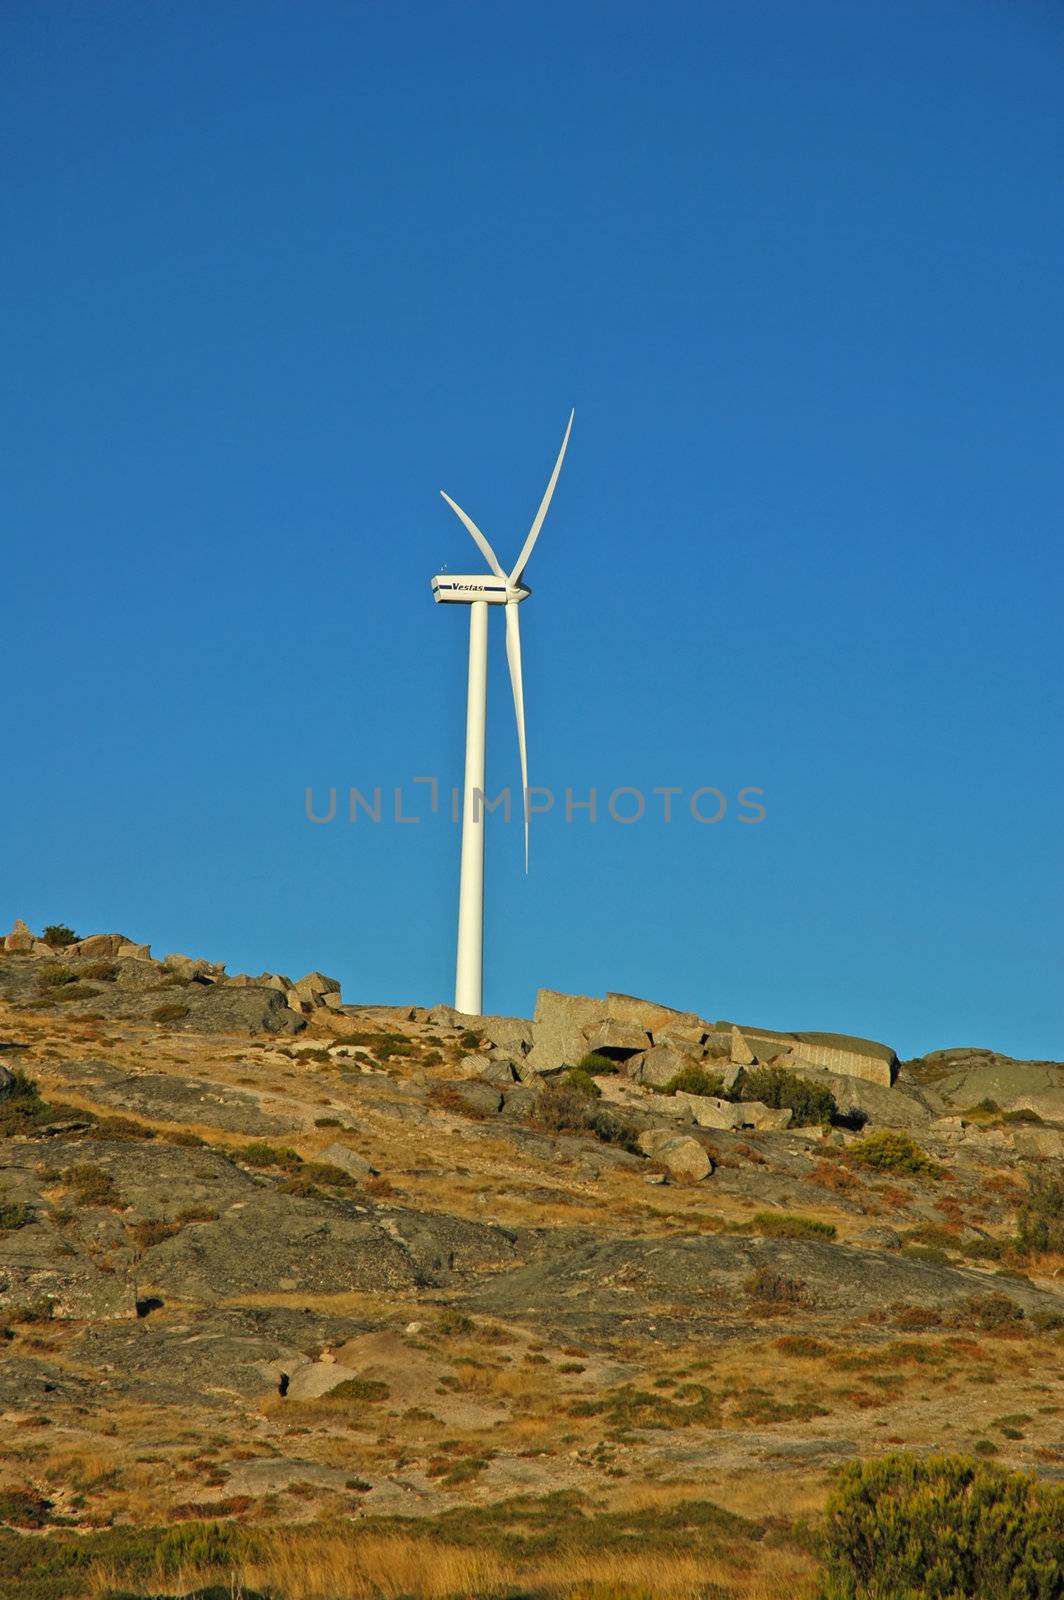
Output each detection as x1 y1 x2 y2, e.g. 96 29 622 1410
431 575 530 605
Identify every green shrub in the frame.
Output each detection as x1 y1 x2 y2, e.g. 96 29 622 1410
574 1051 619 1075
46 983 101 1004
325 1378 390 1403
0 1071 56 1137
816 1452 1063 1599
566 1067 602 1099
736 1066 837 1126
239 1142 303 1172
586 1108 641 1153
662 1064 725 1098
36 966 79 989
1016 1173 1064 1257
846 1130 937 1176
41 925 78 949
750 1212 836 1241
0 1200 31 1230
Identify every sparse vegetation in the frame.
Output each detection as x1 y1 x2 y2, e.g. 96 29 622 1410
151 1002 191 1023
748 1211 837 1241
62 1164 122 1208
745 1267 809 1312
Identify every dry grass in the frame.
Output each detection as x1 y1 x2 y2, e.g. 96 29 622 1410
231 1531 818 1600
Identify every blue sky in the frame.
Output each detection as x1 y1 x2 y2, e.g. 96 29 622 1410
3 1 1061 1059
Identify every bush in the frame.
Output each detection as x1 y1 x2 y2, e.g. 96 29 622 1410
955 1293 1025 1332
750 1212 836 1241
846 1130 937 1176
62 1164 122 1208
745 1267 808 1311
737 1065 837 1126
663 1064 726 1098
325 1378 390 1403
36 966 79 989
815 1452 1063 1599
536 1081 598 1132
566 1067 602 1099
574 1051 619 1075
239 1143 303 1172
585 1107 641 1153
0 1073 56 1137
41 925 78 949
127 1218 183 1251
1016 1173 1064 1257
0 1487 52 1527
0 1200 31 1230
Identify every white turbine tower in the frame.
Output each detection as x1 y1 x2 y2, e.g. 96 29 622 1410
432 410 574 1016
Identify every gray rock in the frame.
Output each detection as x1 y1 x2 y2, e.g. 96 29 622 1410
479 1058 520 1086
0 1065 16 1098
737 1101 793 1131
653 1095 695 1122
605 992 704 1034
859 1227 903 1250
675 1093 743 1130
500 1086 542 1119
1009 1128 1064 1159
729 1025 756 1066
477 1015 534 1058
632 1042 691 1088
4 919 36 953
316 1142 376 1178
458 1052 491 1077
650 1025 707 1050
636 1130 712 1181
583 1020 651 1059
163 952 224 982
292 971 341 1007
444 1081 503 1117
524 989 605 1073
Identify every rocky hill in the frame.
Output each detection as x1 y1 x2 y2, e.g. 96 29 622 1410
0 920 1061 1599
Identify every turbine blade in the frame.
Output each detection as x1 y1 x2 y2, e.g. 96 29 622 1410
509 409 574 583
504 601 530 873
439 490 505 578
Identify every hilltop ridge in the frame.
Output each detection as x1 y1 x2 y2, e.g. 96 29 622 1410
0 917 1061 1597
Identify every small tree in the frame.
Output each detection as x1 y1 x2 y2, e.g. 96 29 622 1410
42 924 78 949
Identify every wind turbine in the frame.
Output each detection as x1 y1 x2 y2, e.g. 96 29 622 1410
432 410 574 1016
